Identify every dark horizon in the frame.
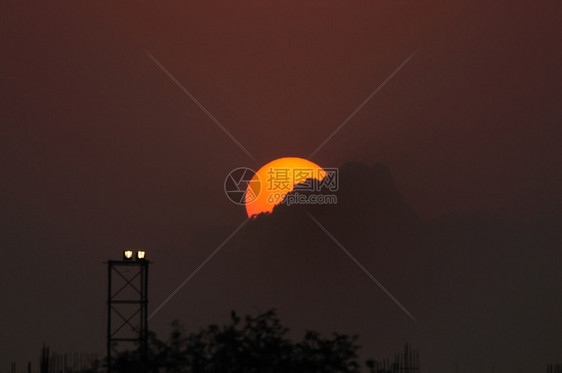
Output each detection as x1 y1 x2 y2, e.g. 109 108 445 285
1 0 561 372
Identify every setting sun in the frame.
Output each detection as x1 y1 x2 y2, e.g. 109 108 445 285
244 157 327 218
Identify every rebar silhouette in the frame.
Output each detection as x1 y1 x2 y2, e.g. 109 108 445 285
368 344 420 373
39 345 98 373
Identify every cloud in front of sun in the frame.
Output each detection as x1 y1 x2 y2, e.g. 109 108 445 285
245 157 327 218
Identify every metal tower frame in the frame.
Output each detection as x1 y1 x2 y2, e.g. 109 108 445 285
106 254 149 373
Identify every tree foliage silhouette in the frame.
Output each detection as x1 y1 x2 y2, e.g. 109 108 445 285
112 309 363 373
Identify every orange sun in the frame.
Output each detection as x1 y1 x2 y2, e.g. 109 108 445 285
245 157 327 218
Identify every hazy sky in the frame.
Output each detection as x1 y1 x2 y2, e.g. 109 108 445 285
1 0 560 371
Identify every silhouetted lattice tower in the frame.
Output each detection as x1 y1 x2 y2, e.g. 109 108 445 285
106 250 149 373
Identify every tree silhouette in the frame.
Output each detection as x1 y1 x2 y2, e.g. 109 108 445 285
112 309 363 373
